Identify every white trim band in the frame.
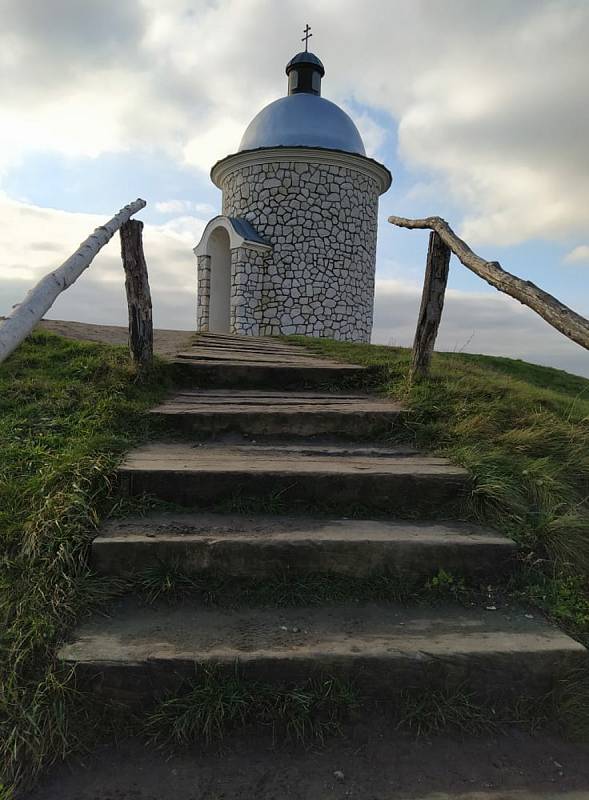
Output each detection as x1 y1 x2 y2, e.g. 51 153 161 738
211 147 392 194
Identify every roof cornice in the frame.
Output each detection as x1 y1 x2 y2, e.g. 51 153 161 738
211 146 392 195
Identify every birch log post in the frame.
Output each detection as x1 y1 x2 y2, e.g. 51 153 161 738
388 215 589 351
0 199 147 365
411 231 451 381
120 219 153 368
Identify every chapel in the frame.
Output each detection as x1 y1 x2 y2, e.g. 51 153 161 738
194 34 392 342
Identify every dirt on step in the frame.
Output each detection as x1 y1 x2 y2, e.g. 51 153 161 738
24 719 589 800
35 319 194 360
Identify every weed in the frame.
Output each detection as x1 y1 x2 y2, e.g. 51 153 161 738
424 569 469 603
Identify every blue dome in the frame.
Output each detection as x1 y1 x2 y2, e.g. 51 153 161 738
238 93 366 156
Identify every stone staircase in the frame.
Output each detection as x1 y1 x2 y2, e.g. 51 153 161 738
59 333 587 712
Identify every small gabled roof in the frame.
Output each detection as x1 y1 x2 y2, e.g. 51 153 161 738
193 215 271 257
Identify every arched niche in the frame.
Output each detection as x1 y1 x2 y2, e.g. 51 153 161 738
207 226 231 332
194 216 270 334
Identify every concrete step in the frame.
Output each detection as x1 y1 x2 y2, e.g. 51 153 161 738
93 512 516 581
118 441 470 514
171 333 367 389
150 389 404 438
59 601 587 705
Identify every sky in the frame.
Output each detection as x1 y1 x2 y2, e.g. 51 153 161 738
0 0 588 377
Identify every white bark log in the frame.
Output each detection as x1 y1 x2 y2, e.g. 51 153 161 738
388 214 589 352
0 199 146 364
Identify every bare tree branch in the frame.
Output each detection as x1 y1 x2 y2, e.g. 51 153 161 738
388 215 589 351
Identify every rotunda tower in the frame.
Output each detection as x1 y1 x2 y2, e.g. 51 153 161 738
194 44 391 341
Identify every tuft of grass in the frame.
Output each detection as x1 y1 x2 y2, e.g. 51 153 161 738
394 687 499 737
556 669 589 740
0 331 171 792
145 668 253 747
137 559 201 604
393 686 553 737
144 668 358 748
146 671 567 747
510 567 589 645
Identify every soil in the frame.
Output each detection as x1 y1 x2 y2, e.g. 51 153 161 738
24 717 589 800
35 319 194 360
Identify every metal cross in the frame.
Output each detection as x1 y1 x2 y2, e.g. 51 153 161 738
301 24 312 51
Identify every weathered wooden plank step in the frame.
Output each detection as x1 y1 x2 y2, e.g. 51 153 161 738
118 441 469 513
93 512 516 580
177 349 328 365
171 357 366 389
59 601 587 704
150 389 404 437
171 334 366 389
186 338 309 355
196 332 286 344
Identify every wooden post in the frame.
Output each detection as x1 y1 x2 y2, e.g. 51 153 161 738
120 220 153 369
410 231 451 381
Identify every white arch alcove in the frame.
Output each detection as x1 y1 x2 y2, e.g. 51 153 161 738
207 226 231 332
194 215 271 335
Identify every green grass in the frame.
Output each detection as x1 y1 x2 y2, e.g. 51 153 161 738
145 668 357 749
288 336 589 642
145 668 575 747
131 563 477 607
0 331 171 792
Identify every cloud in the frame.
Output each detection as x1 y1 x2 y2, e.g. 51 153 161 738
155 200 217 216
340 108 387 160
564 245 589 265
0 194 206 327
0 0 586 252
372 280 589 378
182 117 249 172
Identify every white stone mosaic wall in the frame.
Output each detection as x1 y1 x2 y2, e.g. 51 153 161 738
221 159 380 341
231 247 269 336
196 254 211 331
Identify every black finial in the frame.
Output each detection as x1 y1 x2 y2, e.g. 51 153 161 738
302 24 312 52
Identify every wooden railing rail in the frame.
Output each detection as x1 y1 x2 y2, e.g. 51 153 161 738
0 198 153 368
388 214 589 380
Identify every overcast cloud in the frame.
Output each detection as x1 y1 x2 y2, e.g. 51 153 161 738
0 0 587 376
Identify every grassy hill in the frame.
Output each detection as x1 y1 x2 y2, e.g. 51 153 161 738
1 329 588 793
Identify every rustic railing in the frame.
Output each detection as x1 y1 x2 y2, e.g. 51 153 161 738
0 199 154 370
388 215 589 381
